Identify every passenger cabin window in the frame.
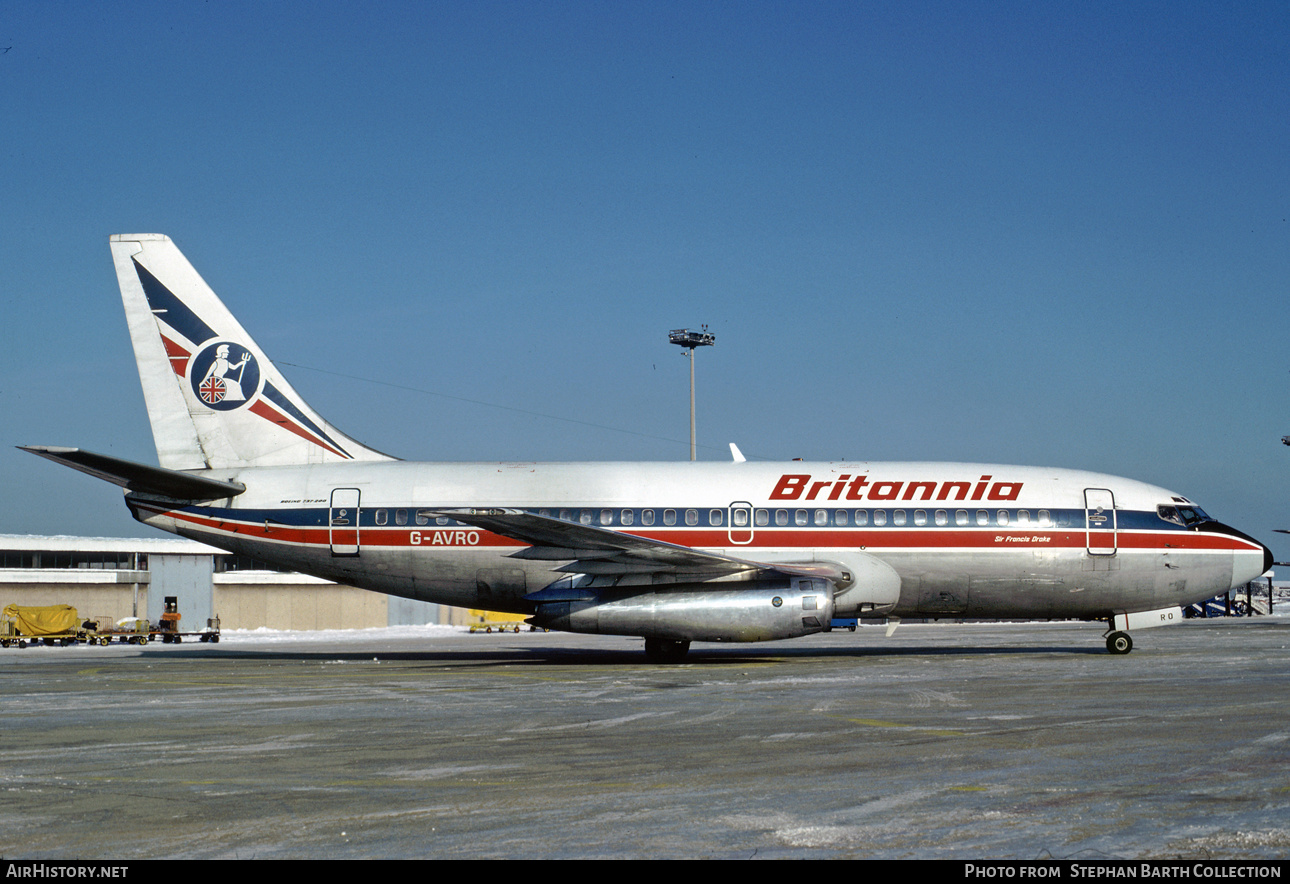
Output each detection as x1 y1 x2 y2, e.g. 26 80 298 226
621 509 634 526
873 510 887 526
733 509 749 528
642 509 655 526
935 509 948 526
892 510 906 526
815 509 828 526
600 509 613 526
709 509 724 526
854 510 868 526
663 509 677 526
685 509 698 526
775 510 788 526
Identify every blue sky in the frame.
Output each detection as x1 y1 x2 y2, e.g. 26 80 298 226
3 1 1289 559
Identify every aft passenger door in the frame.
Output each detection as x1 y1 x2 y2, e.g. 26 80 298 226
330 488 361 557
1084 488 1117 556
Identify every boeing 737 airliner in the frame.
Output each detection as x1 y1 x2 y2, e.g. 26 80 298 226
22 235 1272 660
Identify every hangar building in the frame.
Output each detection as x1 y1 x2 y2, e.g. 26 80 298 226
0 534 445 632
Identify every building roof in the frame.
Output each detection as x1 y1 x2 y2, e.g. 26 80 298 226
0 534 225 555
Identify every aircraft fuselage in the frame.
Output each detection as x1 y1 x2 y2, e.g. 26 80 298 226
124 459 1269 623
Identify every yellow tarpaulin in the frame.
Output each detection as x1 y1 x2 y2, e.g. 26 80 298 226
3 604 81 637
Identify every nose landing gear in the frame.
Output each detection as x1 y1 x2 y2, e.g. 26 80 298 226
1105 630 1133 655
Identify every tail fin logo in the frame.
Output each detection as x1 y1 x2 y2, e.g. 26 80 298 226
189 341 261 411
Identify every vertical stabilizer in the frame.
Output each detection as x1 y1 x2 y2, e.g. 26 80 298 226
110 234 396 469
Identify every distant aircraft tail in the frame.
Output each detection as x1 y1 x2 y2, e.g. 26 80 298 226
109 234 396 470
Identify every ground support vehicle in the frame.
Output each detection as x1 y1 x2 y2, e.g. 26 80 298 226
469 623 523 633
0 608 220 647
1 605 104 648
148 598 221 643
92 617 154 645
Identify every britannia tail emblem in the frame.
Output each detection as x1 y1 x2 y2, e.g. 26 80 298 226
190 341 260 411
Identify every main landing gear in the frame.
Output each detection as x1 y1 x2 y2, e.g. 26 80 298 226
644 638 690 663
1105 630 1133 655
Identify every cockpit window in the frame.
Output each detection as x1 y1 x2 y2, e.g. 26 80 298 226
1157 504 1211 527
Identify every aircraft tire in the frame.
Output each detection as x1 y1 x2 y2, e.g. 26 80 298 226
1106 631 1133 655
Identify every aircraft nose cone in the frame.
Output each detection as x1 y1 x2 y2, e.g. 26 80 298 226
1243 531 1274 578
1210 521 1274 584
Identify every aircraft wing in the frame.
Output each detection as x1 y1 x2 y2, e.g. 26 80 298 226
432 508 846 582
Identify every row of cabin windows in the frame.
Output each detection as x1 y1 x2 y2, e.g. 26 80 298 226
370 507 1054 529
732 508 1053 528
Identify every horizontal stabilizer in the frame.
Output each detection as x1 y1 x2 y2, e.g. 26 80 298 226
19 446 245 500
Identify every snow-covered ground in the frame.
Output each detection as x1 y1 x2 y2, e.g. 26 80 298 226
216 622 468 645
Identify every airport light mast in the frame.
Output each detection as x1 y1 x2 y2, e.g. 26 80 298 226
668 326 715 461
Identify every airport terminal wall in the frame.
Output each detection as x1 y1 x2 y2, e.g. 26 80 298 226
213 572 389 630
0 535 441 631
0 570 145 624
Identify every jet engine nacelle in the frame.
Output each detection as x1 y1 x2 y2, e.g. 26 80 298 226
824 552 903 617
530 577 835 643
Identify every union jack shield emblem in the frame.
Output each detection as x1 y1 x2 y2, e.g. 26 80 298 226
199 376 227 404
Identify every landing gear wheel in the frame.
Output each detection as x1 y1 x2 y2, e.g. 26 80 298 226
1106 631 1133 655
644 638 691 663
